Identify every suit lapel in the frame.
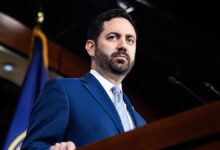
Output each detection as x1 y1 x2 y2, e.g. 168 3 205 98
123 93 143 128
80 73 124 133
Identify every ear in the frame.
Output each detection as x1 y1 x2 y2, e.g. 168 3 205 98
85 40 95 57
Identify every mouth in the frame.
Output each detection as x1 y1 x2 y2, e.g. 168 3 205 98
111 51 130 64
115 54 128 59
113 55 127 64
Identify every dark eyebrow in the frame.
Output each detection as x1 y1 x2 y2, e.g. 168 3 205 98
106 32 119 36
106 32 136 40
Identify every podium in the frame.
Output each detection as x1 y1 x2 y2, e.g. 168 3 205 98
78 101 220 149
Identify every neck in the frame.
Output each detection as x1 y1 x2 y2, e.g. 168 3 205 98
92 65 126 85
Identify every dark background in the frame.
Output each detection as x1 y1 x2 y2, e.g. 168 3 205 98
1 0 220 148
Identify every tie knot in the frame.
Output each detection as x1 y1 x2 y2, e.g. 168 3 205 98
111 86 122 104
111 86 121 95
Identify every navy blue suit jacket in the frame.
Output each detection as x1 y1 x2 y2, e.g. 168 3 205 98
21 73 146 149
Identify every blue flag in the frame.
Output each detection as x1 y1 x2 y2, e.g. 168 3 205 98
3 28 49 150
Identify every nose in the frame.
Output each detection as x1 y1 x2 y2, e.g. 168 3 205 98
117 38 127 52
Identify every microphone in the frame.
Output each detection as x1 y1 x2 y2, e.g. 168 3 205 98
203 82 220 96
168 76 206 105
135 0 153 8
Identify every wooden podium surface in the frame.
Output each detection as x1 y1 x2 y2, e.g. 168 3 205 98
78 101 220 150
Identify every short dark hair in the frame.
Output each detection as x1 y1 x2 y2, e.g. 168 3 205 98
87 8 137 42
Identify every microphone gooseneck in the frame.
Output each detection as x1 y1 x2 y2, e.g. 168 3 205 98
168 76 206 105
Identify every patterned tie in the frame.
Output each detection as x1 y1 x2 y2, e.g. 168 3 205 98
111 86 131 132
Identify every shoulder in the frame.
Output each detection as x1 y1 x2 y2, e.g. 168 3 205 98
42 78 80 91
47 78 79 84
43 73 94 90
45 72 92 85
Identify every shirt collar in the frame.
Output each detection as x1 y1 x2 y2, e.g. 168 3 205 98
90 69 122 92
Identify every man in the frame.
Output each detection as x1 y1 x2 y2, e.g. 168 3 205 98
21 8 147 150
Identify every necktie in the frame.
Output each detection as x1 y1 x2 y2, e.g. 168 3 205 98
111 86 131 132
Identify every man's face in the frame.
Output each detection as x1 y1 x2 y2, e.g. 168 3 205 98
95 18 137 75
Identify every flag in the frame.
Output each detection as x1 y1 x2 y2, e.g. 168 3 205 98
3 27 49 150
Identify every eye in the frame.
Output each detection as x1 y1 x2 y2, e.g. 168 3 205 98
107 33 118 41
127 38 135 45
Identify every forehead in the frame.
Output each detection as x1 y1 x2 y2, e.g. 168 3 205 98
102 18 136 38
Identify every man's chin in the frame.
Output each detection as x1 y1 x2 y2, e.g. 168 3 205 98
111 65 129 75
